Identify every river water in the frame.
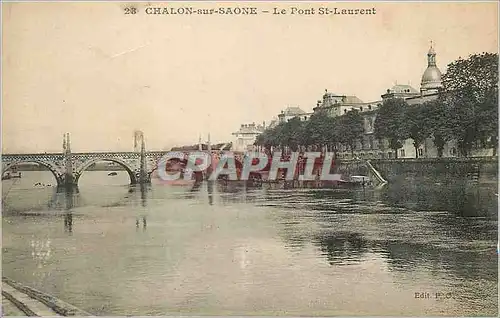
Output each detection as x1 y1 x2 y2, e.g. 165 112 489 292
2 171 498 316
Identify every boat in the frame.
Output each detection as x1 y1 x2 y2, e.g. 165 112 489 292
337 175 372 188
2 171 21 180
165 179 198 187
108 172 118 176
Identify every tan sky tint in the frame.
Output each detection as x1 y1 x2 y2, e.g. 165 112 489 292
2 1 498 153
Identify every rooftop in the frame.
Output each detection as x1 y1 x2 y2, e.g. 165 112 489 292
386 84 419 94
342 95 364 104
280 106 306 116
233 123 265 134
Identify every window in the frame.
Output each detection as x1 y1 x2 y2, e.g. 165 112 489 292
360 107 363 111
368 105 372 110
418 148 424 157
451 147 457 155
400 149 405 157
344 109 347 114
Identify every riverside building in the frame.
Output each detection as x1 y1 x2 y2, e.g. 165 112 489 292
304 43 495 159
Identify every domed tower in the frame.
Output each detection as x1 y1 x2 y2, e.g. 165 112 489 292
420 41 443 95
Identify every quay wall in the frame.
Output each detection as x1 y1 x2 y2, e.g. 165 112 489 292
335 157 498 184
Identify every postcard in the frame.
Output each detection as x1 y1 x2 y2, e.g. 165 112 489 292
2 1 498 317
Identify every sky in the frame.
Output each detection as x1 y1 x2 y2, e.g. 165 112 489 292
2 1 498 153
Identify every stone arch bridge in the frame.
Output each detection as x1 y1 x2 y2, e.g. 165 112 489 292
2 133 247 191
1 151 167 190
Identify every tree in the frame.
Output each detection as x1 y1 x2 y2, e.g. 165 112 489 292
269 122 286 151
337 110 364 156
300 111 331 150
405 104 431 158
425 99 454 158
255 123 286 151
254 130 271 150
476 86 498 155
441 52 499 156
325 116 341 156
281 117 305 151
374 98 408 158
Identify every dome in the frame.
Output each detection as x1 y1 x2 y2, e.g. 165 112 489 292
421 66 442 89
420 42 443 91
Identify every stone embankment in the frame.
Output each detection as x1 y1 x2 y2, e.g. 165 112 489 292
2 277 90 316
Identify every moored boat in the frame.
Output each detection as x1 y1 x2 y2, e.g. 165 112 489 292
337 175 372 188
2 171 21 180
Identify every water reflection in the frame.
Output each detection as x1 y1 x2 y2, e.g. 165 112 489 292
315 231 369 266
130 184 149 231
135 217 147 231
2 172 498 316
64 211 73 234
207 180 214 205
380 179 497 218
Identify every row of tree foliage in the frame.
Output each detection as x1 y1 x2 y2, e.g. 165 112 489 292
254 53 498 158
254 109 365 155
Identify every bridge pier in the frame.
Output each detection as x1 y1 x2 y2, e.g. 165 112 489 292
135 172 151 185
137 137 150 185
56 177 79 193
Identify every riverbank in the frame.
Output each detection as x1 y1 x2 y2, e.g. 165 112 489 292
2 277 90 316
335 157 498 185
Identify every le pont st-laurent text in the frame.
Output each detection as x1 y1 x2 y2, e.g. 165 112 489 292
143 7 377 16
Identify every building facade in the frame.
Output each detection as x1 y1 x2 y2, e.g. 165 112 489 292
231 123 265 152
266 43 495 159
241 43 494 158
309 44 495 159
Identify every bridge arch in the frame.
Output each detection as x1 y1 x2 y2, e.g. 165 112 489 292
74 158 138 186
2 161 63 186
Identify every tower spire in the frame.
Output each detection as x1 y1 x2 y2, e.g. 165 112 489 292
65 133 71 153
207 133 211 152
427 40 436 67
139 136 147 184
